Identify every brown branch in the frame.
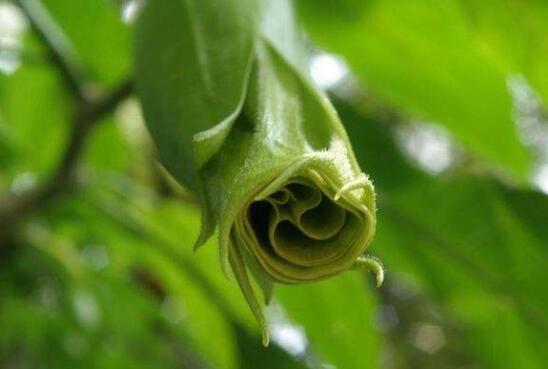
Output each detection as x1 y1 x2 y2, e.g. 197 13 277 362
15 0 88 100
0 79 133 241
47 78 133 193
0 0 133 243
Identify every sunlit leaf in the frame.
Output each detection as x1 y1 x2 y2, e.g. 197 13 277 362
297 0 533 178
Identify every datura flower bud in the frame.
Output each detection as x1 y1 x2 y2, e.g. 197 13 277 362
135 0 383 346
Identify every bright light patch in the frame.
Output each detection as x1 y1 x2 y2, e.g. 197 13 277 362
121 0 142 24
396 122 454 175
116 98 151 146
508 75 548 189
310 53 348 90
507 75 548 150
267 303 308 356
411 323 446 354
0 3 27 38
11 172 37 195
271 324 307 356
533 164 548 195
72 290 101 329
0 3 28 74
0 41 20 74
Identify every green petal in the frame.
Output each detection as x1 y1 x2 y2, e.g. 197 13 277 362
228 234 270 346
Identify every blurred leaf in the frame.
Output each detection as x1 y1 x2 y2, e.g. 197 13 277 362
277 272 380 369
0 62 70 180
338 98 548 369
75 183 256 369
136 199 259 332
84 117 131 173
459 0 548 104
41 0 131 86
0 122 16 182
0 240 186 369
297 0 532 178
21 191 207 368
143 243 240 369
499 186 548 244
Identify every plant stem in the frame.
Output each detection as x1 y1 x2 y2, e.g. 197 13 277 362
0 79 132 240
0 1 133 243
15 0 88 100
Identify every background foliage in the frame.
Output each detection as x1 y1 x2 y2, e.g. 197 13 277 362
0 1 546 368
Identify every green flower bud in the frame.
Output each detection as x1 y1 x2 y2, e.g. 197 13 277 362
135 0 382 346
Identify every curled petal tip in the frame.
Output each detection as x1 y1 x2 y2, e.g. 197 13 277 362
374 265 384 288
334 174 370 201
352 256 384 287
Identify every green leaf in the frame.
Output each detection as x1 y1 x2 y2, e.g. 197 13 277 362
0 226 195 369
0 62 70 180
277 273 380 369
338 98 548 369
297 0 532 178
83 117 131 172
42 188 241 369
82 184 258 368
146 250 240 369
458 0 548 104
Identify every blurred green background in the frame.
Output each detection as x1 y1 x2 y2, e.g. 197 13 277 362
0 0 546 368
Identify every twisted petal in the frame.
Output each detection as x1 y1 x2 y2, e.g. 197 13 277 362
234 169 376 284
